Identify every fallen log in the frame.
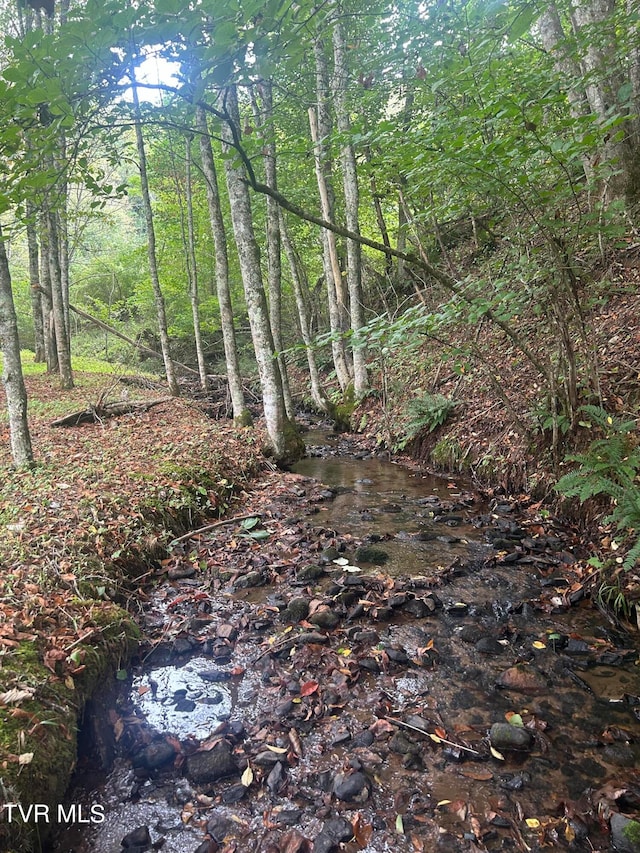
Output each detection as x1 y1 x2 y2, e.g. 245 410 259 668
51 397 171 427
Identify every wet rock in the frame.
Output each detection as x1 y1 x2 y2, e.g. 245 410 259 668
404 597 435 618
221 784 247 804
175 698 196 712
610 813 640 853
206 813 234 842
138 739 177 771
475 637 504 656
267 761 286 793
351 730 375 749
320 547 340 563
496 665 546 693
564 638 592 655
216 623 238 641
602 744 637 767
186 741 237 783
309 609 340 630
314 817 354 853
283 597 310 622
333 770 370 802
459 624 486 644
200 691 223 705
172 636 196 655
276 699 294 716
354 545 389 564
199 668 231 682
385 647 410 664
489 723 534 751
168 564 196 580
501 772 530 790
254 750 284 767
234 570 263 589
121 825 152 849
351 628 379 644
297 564 325 581
193 840 218 853
405 714 431 733
358 657 380 673
295 631 329 645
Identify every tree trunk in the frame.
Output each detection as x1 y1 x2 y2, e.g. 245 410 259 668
38 217 57 373
26 205 45 362
0 224 34 468
311 33 352 390
331 9 368 397
196 105 248 423
221 85 301 461
255 80 295 419
130 70 180 397
184 133 209 392
45 204 74 389
280 210 331 413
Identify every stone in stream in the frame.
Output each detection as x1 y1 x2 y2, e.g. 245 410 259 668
167 564 196 580
313 817 354 853
282 597 310 622
496 665 546 693
206 812 234 842
297 563 325 581
138 739 177 770
186 740 237 783
351 730 375 749
234 570 263 589
489 723 534 752
309 609 340 630
610 813 640 853
403 597 435 618
199 668 232 682
475 637 504 656
267 761 286 793
121 825 152 849
332 770 370 802
354 545 389 564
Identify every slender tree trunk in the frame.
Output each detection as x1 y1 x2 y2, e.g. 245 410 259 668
196 105 247 422
38 217 57 373
311 33 352 390
280 210 330 413
332 9 368 397
255 80 295 419
130 70 179 397
45 204 73 389
221 85 300 461
184 134 209 392
0 224 34 468
26 206 45 362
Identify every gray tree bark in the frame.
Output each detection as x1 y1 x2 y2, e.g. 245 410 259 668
184 133 209 392
26 205 45 362
280 209 330 413
196 105 248 422
331 9 368 397
254 80 295 419
0 224 34 468
131 71 180 397
311 33 352 390
45 205 74 389
220 85 300 460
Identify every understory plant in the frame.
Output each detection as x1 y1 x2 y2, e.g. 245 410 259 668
555 405 640 570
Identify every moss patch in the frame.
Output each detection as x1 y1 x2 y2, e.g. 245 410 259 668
0 605 138 853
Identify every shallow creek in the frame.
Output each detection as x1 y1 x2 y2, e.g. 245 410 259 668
47 433 640 853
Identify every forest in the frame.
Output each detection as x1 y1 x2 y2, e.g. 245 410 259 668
1 0 640 851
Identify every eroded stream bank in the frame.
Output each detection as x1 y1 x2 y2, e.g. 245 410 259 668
48 431 640 853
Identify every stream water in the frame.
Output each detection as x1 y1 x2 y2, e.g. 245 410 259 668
47 433 640 853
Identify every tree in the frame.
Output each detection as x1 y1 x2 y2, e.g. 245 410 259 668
218 85 302 461
0 223 34 468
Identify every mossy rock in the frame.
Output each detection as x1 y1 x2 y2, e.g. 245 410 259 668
234 409 253 427
354 545 390 565
0 604 139 853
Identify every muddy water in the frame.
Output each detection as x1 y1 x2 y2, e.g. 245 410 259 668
48 438 640 853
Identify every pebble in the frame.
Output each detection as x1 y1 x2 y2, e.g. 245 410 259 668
332 770 370 801
489 723 534 751
186 741 237 783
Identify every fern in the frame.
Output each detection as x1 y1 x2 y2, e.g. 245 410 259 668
556 406 640 570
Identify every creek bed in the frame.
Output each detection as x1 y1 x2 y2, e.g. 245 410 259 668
47 437 640 853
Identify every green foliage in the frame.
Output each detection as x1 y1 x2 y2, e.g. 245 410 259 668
556 406 640 570
396 393 456 451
